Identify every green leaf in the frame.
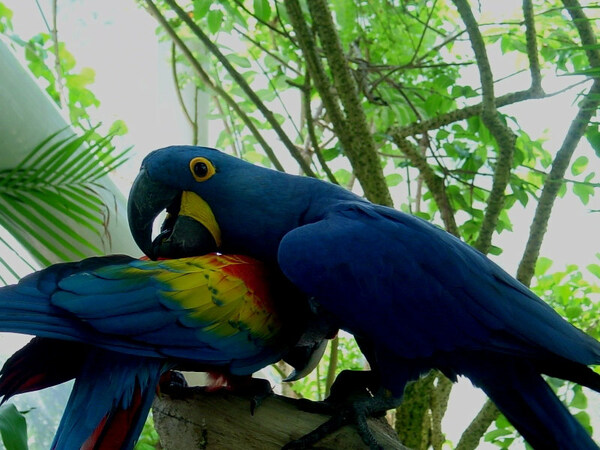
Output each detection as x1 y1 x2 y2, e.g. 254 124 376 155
484 427 513 442
566 304 583 319
488 245 503 256
0 127 127 267
207 9 224 34
570 386 588 409
109 119 128 136
571 156 588 176
253 0 271 22
193 0 211 19
535 257 553 276
334 168 352 186
572 182 594 205
321 147 341 162
587 263 600 279
244 150 270 166
227 54 252 69
574 411 592 431
385 173 402 187
0 404 28 450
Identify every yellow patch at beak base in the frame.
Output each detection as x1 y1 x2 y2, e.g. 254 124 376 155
179 191 222 248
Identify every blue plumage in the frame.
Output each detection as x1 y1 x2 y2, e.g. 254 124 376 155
129 145 600 449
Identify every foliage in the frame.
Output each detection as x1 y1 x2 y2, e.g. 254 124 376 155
0 404 28 450
0 1 127 135
143 0 600 447
0 2 131 280
134 413 160 450
0 127 131 279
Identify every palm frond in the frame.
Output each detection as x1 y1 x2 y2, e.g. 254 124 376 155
0 127 131 282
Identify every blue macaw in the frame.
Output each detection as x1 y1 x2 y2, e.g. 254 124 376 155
0 253 328 449
128 145 600 450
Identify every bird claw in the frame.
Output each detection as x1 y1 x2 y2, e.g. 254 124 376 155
283 370 399 449
245 378 273 415
208 374 273 415
283 400 383 450
157 370 198 399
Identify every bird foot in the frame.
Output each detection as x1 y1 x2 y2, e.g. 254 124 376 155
205 373 273 414
283 370 400 450
283 398 387 449
158 370 202 399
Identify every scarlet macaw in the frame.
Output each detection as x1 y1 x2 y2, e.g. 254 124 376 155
128 145 600 449
0 253 327 449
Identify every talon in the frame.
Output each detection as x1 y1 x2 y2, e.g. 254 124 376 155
283 370 400 449
158 370 193 399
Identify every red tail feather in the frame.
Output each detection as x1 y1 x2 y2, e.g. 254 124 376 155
82 385 144 450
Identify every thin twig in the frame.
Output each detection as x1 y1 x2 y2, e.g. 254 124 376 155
143 0 286 172
50 0 66 109
393 136 459 236
170 42 197 141
301 75 339 184
163 0 315 176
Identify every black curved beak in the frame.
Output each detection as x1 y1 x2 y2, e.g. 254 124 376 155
282 299 339 382
128 169 218 259
282 339 328 382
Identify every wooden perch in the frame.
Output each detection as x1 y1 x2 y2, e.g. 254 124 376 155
152 389 409 449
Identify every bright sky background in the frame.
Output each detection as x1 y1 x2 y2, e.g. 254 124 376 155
1 0 600 448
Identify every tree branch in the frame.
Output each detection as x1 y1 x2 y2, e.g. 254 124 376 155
392 136 459 237
302 78 339 184
430 375 452 450
517 78 600 285
162 0 316 177
516 0 600 286
306 0 392 206
561 0 600 68
455 400 499 450
395 372 436 449
170 42 198 145
452 0 517 255
152 389 409 449
522 0 544 94
389 88 542 141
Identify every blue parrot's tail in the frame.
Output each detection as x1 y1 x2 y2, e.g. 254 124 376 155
0 338 87 402
464 359 598 450
0 255 135 343
51 348 165 450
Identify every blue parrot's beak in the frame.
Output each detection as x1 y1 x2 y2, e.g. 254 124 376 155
128 169 219 259
282 339 328 382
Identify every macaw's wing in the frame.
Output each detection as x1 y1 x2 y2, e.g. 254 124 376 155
2 254 291 375
57 254 291 373
277 204 600 366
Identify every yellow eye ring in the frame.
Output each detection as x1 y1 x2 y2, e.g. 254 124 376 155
189 157 216 182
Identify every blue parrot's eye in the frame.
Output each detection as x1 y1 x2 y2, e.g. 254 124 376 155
195 162 207 177
189 157 216 182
